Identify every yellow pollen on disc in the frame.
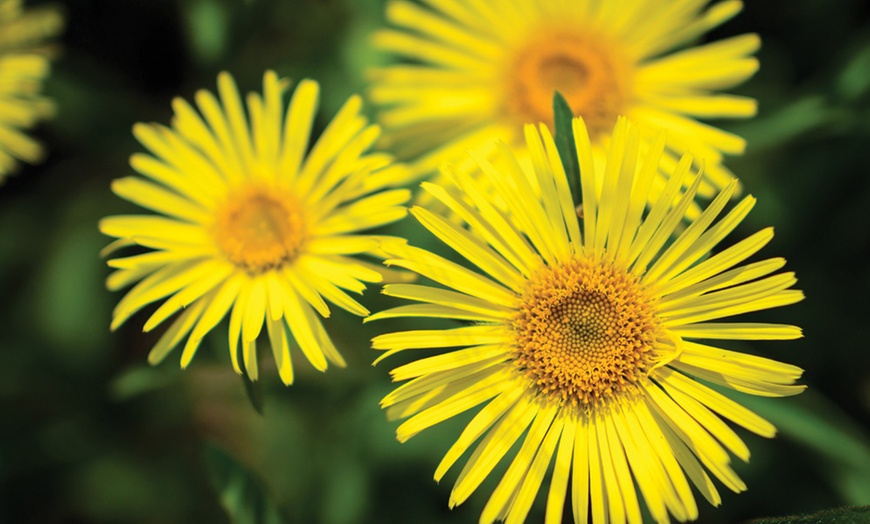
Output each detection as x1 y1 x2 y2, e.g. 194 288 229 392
213 186 307 273
504 27 633 139
511 256 660 411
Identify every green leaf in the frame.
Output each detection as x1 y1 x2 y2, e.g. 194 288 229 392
109 366 177 402
183 0 229 66
203 443 285 524
837 43 870 101
731 390 870 505
552 91 581 208
237 343 265 416
747 505 870 524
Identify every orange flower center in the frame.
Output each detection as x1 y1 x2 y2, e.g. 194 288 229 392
511 256 659 410
213 187 306 273
505 28 633 139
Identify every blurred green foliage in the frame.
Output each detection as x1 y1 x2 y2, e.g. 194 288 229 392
0 0 869 523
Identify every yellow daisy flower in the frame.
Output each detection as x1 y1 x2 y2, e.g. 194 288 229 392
100 71 411 384
0 0 63 179
370 117 804 523
369 0 758 199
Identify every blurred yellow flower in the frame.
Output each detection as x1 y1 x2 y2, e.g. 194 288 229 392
0 0 63 180
370 0 759 200
101 71 411 384
370 117 804 523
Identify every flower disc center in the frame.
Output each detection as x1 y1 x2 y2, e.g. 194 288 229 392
213 187 306 273
505 29 632 139
511 256 659 410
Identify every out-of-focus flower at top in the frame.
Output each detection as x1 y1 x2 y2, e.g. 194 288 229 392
100 71 411 384
0 0 63 180
369 0 759 203
370 117 804 524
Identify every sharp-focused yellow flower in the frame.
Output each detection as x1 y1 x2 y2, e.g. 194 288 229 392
101 71 411 384
0 0 63 180
370 117 804 524
369 0 759 200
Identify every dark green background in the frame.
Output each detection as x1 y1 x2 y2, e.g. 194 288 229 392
1 0 869 522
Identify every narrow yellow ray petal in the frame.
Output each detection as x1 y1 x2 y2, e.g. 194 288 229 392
646 385 746 493
626 153 694 268
169 99 236 184
242 339 258 381
142 261 233 332
587 418 609 524
111 260 204 331
228 283 251 375
390 344 507 381
282 266 330 317
574 118 597 253
611 403 672 524
99 215 207 244
661 272 797 317
382 242 517 307
399 367 510 446
646 400 722 507
386 0 501 59
672 361 807 398
306 235 379 255
594 117 628 256
662 368 778 437
572 417 591 524
434 384 525 482
655 227 774 296
366 303 507 323
615 130 666 261
179 323 205 369
296 95 366 197
540 125 582 250
217 71 253 170
657 257 786 305
645 178 739 284
545 413 576 524
526 124 571 262
189 273 246 342
283 288 328 372
372 325 508 352
681 340 804 383
674 322 803 340
481 402 558 522
111 177 211 224
242 277 266 343
411 206 524 291
147 298 208 366
633 162 704 275
266 314 294 385
450 397 537 508
429 169 539 276
506 413 564 524
279 78 318 179
473 146 560 265
373 28 490 70
381 283 511 316
382 361 498 418
657 369 750 461
654 195 758 292
265 271 286 321
194 89 243 182
630 399 698 519
304 303 345 368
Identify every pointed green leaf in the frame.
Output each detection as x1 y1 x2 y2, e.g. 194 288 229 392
238 343 265 416
203 443 285 524
552 91 581 209
747 505 870 524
